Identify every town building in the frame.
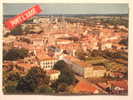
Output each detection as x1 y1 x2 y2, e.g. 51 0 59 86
46 69 60 81
108 80 128 94
62 56 106 78
101 42 112 50
110 72 124 78
38 56 58 71
55 39 73 45
3 61 14 71
16 63 38 72
92 66 107 77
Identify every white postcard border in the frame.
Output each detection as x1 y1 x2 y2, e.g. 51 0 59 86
0 0 133 100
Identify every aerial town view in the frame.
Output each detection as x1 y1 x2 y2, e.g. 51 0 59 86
3 4 128 95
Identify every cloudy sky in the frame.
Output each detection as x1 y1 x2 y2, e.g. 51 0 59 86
3 3 128 15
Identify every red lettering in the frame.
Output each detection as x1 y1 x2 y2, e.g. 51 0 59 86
4 5 42 30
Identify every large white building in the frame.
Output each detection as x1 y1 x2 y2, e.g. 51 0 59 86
39 57 58 71
62 56 106 78
34 48 58 71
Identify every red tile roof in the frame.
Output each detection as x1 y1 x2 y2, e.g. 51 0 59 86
46 69 60 75
111 72 124 77
37 54 57 61
65 56 91 68
108 80 128 90
93 66 106 70
97 82 110 89
17 63 38 70
73 80 99 93
3 61 14 66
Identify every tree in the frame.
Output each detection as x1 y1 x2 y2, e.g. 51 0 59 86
54 60 67 71
7 71 20 81
11 25 23 35
56 83 68 92
57 70 76 85
4 48 28 60
91 49 102 57
16 76 37 93
3 49 7 60
35 84 55 94
3 70 21 94
53 60 77 92
26 67 49 86
20 37 31 44
4 85 17 94
16 67 50 93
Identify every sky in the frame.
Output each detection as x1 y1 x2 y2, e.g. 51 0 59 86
2 0 128 3
3 3 128 15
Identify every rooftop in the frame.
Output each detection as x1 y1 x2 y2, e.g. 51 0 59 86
46 69 60 75
37 54 57 61
16 63 38 70
93 66 106 70
108 80 128 90
3 61 14 66
73 80 99 93
65 56 91 68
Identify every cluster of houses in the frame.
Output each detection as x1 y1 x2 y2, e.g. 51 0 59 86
3 16 128 94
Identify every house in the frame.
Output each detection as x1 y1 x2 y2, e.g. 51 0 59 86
92 66 107 77
16 63 38 72
112 44 127 50
101 42 112 50
55 39 73 45
73 80 100 94
3 61 14 71
13 41 35 53
3 35 16 42
32 38 45 46
29 25 42 34
97 82 111 90
110 72 124 78
108 80 128 90
108 80 128 94
46 69 60 80
34 48 58 71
